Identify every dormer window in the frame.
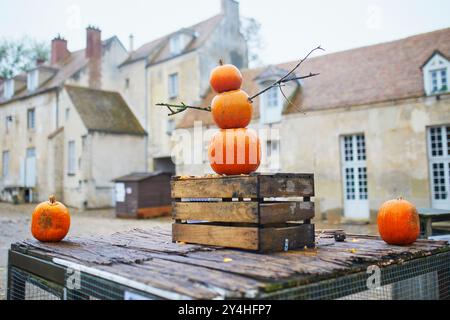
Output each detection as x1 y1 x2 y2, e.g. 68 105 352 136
4 79 14 99
267 86 280 107
423 51 449 95
27 70 39 92
170 34 182 56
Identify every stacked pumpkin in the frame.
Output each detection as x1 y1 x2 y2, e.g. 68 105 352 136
208 61 261 175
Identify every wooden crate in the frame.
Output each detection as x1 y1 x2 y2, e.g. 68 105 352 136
171 173 315 253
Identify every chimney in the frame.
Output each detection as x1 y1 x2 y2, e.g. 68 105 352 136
86 25 102 59
36 58 46 66
221 0 240 29
129 34 134 52
86 26 102 89
51 35 69 64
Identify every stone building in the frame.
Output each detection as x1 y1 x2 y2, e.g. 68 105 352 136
0 27 145 208
0 0 247 208
177 28 450 222
118 0 248 173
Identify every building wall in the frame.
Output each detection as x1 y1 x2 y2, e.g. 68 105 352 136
147 52 201 169
86 132 146 208
175 95 450 221
0 91 58 202
119 59 147 127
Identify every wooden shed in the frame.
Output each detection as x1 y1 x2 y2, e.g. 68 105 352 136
113 172 172 219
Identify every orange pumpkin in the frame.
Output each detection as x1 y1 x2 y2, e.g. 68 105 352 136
211 89 253 129
31 195 70 242
209 61 243 93
208 128 261 175
377 198 420 245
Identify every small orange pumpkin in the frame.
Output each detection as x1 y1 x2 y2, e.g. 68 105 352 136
377 198 420 245
211 89 253 129
31 195 71 242
208 128 261 175
209 61 243 93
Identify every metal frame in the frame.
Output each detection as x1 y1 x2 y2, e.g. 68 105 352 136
7 247 450 300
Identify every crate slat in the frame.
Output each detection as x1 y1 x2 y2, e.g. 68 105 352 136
171 173 314 199
173 202 259 223
260 202 314 224
172 223 315 253
258 174 315 198
259 224 315 253
172 223 259 250
173 201 314 225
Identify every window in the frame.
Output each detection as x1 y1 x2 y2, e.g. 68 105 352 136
65 108 70 121
27 70 39 91
2 151 9 179
169 34 182 55
430 69 448 93
68 141 76 175
166 119 175 136
5 115 13 133
4 79 14 99
27 108 35 129
341 134 368 201
428 126 450 209
168 73 179 98
341 134 370 219
423 53 449 95
266 140 280 171
267 86 280 107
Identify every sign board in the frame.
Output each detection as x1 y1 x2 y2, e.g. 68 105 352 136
115 183 125 202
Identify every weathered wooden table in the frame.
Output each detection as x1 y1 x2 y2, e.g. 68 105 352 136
7 228 450 300
418 208 450 239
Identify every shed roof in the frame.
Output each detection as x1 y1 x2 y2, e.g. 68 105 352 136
178 27 450 129
65 85 146 136
113 172 173 182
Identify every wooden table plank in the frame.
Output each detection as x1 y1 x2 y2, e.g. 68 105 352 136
11 228 450 299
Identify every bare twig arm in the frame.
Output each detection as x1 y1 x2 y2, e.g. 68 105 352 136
248 46 324 102
156 102 211 116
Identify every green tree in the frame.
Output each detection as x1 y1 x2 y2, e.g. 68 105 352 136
0 37 49 79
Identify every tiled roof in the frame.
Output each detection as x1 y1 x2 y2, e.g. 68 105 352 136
65 85 146 136
120 14 224 67
178 28 450 128
0 37 117 105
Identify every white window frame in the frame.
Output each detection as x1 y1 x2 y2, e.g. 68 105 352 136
423 52 449 96
166 118 175 136
27 108 35 130
267 86 280 108
170 34 182 56
340 134 370 220
4 79 14 99
2 151 10 179
27 69 39 92
168 73 179 99
266 139 280 172
68 140 76 175
428 125 450 209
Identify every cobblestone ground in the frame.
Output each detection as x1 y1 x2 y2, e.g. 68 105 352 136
0 202 378 300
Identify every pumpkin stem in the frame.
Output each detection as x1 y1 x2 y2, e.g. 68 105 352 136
219 59 224 66
49 195 56 204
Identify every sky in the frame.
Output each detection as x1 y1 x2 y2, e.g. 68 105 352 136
0 0 449 66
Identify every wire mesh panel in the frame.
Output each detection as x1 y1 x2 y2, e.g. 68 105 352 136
261 251 450 300
8 250 450 300
9 267 63 300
